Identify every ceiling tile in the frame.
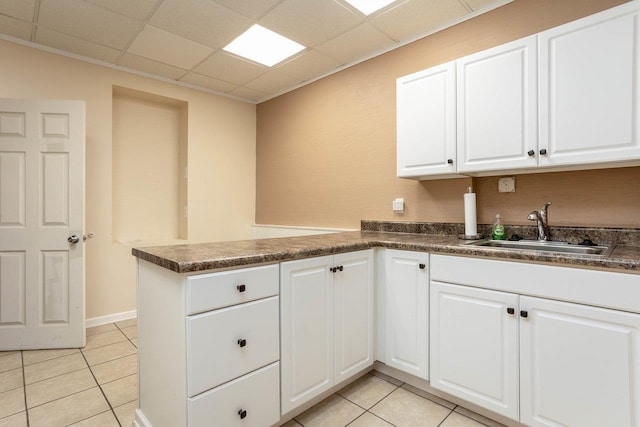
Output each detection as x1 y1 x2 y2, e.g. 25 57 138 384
315 23 396 64
179 72 238 92
212 0 283 20
371 0 468 42
245 70 300 95
128 25 214 69
38 0 143 49
0 0 35 21
193 50 267 86
84 0 160 20
228 86 270 102
35 26 121 62
275 49 342 83
259 0 364 47
0 15 33 40
117 53 187 80
149 0 252 49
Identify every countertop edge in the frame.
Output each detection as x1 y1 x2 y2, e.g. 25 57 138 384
132 233 640 274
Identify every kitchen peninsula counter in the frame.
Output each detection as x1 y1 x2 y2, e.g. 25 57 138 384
132 228 640 274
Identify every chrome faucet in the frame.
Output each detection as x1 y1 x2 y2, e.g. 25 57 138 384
528 201 552 241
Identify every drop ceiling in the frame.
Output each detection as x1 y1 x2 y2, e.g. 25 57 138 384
0 0 512 103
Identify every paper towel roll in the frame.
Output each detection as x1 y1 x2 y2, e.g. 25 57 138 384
464 189 477 237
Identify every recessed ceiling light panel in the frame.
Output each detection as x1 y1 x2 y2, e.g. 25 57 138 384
342 0 397 16
223 24 305 67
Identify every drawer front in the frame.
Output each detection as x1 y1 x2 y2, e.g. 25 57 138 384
187 296 279 397
186 264 279 315
188 362 280 427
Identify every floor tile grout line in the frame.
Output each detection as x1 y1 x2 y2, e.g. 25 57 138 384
337 382 401 413
62 409 114 427
22 349 81 368
20 351 30 427
79 338 123 427
23 365 88 388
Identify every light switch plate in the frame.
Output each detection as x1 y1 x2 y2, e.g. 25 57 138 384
393 198 405 213
498 177 516 193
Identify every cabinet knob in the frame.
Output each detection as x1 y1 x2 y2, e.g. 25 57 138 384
418 263 426 270
238 409 247 419
338 265 343 272
447 159 454 164
527 150 535 156
330 267 336 273
539 149 547 155
507 307 515 315
237 339 247 347
520 310 528 318
237 284 246 292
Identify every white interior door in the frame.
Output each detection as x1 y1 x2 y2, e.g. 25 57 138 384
0 99 85 350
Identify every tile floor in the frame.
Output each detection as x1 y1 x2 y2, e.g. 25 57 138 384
1 319 504 427
283 371 507 427
0 318 138 427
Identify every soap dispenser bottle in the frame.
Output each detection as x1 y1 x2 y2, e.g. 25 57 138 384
492 214 506 240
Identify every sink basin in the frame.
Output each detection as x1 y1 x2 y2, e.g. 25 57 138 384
463 239 615 256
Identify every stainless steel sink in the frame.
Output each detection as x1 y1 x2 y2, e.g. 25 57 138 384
463 239 615 256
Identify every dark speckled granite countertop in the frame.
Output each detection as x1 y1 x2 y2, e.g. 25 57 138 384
132 226 640 274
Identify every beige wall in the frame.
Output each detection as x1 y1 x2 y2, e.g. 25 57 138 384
256 0 640 229
0 39 256 320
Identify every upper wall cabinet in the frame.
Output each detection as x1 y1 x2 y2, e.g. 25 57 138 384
396 62 461 179
397 1 640 179
538 1 640 167
456 36 538 173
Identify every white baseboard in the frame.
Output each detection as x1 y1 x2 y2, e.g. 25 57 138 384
86 309 137 328
134 409 151 427
251 224 356 239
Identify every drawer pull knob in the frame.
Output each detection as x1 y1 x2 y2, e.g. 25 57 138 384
527 149 535 156
238 409 247 419
237 284 246 292
330 267 337 273
507 307 515 315
418 263 426 270
520 310 528 318
338 265 343 272
237 339 247 347
447 158 453 164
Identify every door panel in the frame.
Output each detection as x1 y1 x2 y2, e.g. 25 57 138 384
334 250 374 383
0 152 25 226
280 256 334 414
430 282 519 420
0 99 85 350
520 296 640 427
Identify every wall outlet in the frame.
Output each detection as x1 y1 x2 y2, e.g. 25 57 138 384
392 198 405 213
498 177 516 193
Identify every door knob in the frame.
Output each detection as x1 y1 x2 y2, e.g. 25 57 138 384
67 235 80 244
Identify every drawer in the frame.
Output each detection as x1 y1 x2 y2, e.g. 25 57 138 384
186 264 279 315
187 296 279 397
188 362 280 427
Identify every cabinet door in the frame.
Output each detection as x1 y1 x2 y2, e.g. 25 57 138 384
334 250 374 383
457 36 537 173
539 2 640 167
280 256 334 415
520 296 640 427
396 62 459 179
430 282 519 420
385 250 428 379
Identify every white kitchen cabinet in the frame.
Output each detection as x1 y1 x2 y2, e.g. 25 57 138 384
538 1 640 168
280 250 374 415
430 282 519 419
396 61 460 179
456 35 538 173
520 296 640 427
430 254 640 426
384 249 428 380
135 261 280 427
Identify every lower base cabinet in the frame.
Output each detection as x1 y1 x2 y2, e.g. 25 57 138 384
431 277 640 427
280 250 374 414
